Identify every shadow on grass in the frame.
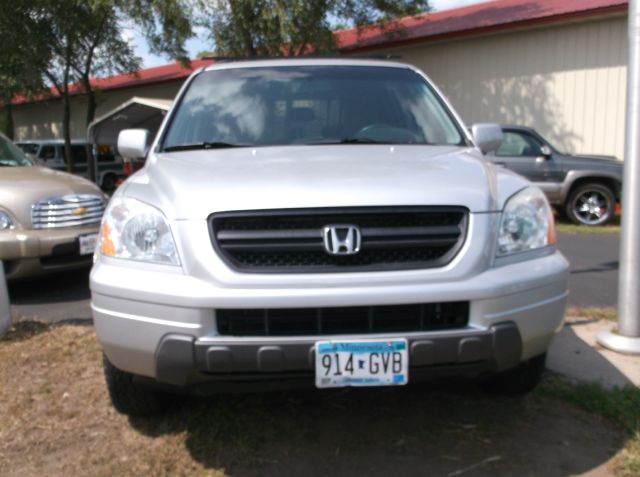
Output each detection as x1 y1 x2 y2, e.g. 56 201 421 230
129 379 623 477
1 317 92 342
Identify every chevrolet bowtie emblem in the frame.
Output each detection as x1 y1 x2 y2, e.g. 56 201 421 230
72 207 88 216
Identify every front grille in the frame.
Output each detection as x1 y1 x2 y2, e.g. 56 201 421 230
210 207 468 272
217 302 469 336
32 194 105 229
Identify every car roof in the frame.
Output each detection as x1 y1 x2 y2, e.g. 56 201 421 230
202 57 416 73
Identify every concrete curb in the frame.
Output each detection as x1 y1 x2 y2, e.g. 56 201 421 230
547 317 640 389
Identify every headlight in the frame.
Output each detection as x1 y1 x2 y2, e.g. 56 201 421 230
99 197 180 265
0 211 14 230
497 187 556 256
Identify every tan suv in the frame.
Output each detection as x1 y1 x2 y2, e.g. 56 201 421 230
0 133 106 279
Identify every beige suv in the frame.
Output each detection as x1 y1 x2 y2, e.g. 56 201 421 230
0 133 106 279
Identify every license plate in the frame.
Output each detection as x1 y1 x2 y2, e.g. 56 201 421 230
315 339 408 388
78 233 98 255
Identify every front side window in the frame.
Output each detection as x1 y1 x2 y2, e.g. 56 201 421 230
496 131 543 157
163 65 465 150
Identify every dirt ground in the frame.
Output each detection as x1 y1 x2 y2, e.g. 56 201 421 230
0 321 627 477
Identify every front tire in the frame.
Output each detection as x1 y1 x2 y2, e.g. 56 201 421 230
103 354 172 416
565 183 615 226
482 353 546 395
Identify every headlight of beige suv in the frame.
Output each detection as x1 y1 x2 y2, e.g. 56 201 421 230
99 197 180 265
0 210 15 230
497 187 556 256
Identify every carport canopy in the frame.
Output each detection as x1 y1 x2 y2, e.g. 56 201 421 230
86 97 172 182
87 96 173 152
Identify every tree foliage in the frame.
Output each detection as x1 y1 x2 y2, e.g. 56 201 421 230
198 0 430 57
1 0 193 172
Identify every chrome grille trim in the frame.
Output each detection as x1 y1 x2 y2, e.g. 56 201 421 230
31 194 105 229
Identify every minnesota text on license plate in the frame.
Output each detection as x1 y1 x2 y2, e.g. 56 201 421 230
315 339 408 388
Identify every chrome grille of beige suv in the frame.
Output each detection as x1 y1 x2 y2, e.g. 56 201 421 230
31 194 105 229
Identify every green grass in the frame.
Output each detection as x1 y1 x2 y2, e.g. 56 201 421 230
555 222 621 234
554 210 621 234
538 378 640 476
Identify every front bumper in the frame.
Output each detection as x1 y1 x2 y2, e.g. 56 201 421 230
0 226 98 279
91 250 569 386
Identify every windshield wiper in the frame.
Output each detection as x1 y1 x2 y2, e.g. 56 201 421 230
339 137 389 144
163 141 245 152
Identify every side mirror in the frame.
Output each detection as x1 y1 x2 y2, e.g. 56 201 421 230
117 129 150 159
471 123 503 154
540 145 552 157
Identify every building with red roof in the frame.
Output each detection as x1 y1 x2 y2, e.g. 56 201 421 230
8 0 629 159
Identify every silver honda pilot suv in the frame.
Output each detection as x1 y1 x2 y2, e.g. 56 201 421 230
91 59 569 415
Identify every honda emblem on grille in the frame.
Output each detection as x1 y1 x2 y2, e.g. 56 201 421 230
323 225 361 255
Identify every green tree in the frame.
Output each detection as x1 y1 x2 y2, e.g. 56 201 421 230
0 0 50 139
39 0 192 174
5 0 192 174
198 0 430 57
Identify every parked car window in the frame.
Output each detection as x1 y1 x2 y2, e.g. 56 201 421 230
496 131 543 157
17 143 39 155
64 145 88 164
40 145 56 160
163 66 465 149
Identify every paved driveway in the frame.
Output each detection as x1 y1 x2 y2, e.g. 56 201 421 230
7 232 621 323
557 232 619 308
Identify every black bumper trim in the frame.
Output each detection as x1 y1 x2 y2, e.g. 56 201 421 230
154 323 522 386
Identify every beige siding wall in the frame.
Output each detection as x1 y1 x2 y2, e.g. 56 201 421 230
12 82 181 141
376 15 628 159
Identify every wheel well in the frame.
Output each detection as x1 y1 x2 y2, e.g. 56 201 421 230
568 177 621 201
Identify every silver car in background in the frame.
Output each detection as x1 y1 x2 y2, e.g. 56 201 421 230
91 59 569 415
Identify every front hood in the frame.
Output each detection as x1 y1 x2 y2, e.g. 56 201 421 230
123 145 527 219
0 166 103 227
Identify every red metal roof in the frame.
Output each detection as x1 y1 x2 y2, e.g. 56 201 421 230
336 0 628 52
12 58 213 105
13 0 628 105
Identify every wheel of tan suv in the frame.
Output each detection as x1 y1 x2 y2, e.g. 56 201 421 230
481 353 546 395
103 354 173 416
566 183 615 226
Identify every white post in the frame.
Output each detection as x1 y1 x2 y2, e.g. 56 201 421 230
597 0 640 354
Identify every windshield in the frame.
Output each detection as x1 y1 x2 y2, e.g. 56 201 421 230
162 65 465 150
0 135 32 167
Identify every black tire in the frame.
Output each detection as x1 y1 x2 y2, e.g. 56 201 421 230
101 173 117 191
565 183 615 226
481 353 546 395
103 354 171 416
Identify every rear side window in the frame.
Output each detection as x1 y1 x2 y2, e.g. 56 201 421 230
163 65 464 149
